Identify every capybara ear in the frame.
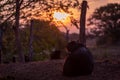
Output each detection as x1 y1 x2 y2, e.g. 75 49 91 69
66 41 77 52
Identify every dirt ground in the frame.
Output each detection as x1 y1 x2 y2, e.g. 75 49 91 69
0 59 120 80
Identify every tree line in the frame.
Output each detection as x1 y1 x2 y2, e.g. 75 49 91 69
0 0 119 63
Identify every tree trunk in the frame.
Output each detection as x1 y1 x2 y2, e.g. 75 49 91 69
79 1 88 46
61 22 70 43
14 0 24 63
0 28 3 64
29 20 34 61
66 29 69 43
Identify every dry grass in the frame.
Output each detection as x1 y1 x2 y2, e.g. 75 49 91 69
89 46 120 62
0 42 120 80
0 58 120 80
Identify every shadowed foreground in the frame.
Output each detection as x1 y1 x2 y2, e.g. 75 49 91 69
0 59 120 80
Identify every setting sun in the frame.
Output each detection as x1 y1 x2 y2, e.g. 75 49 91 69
53 12 69 21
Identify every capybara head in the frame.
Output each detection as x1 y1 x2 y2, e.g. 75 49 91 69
67 41 85 52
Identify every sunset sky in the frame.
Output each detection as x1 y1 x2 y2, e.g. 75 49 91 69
58 0 120 33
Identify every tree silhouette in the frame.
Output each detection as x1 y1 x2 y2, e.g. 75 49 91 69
0 0 41 63
29 20 34 61
88 3 120 45
14 0 25 63
0 0 81 62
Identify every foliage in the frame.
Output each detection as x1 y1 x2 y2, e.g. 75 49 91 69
0 0 42 63
22 19 66 60
2 20 66 62
0 0 32 24
34 20 65 50
88 3 120 45
0 0 80 62
1 22 15 62
0 0 80 25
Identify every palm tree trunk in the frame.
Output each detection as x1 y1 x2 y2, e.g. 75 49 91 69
0 28 3 64
14 0 24 63
79 1 88 46
29 20 34 61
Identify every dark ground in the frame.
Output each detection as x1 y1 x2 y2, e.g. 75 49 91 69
0 59 120 80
